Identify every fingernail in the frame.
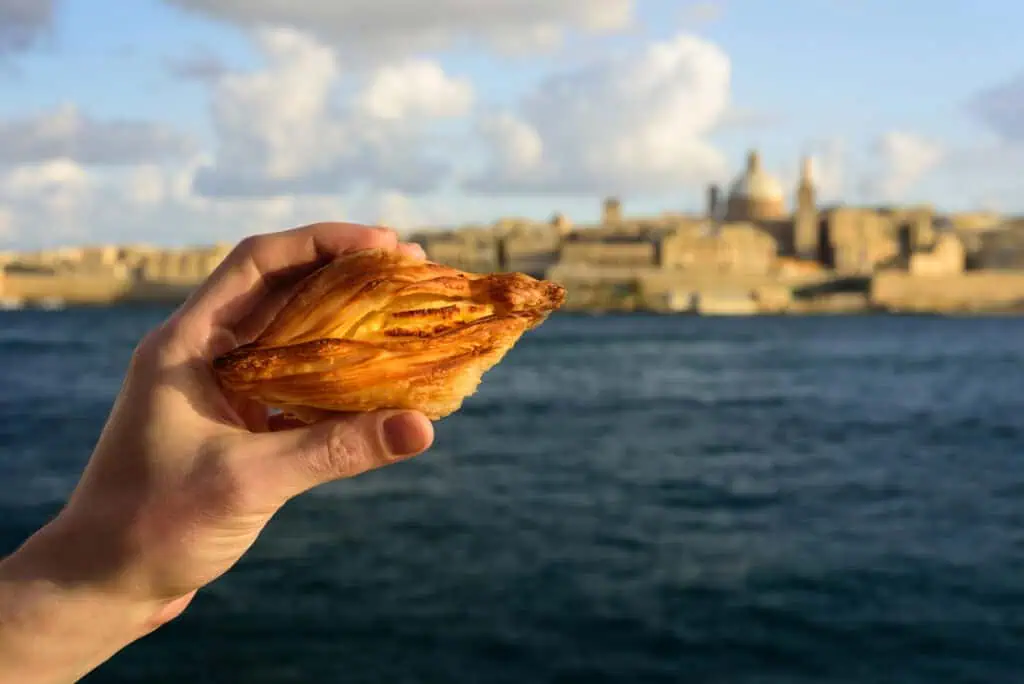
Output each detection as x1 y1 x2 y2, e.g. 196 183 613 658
382 412 430 458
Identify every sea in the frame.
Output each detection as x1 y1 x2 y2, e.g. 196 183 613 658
1 308 1023 684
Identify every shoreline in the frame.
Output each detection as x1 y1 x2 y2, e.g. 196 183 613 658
3 299 1023 318
4 260 1024 317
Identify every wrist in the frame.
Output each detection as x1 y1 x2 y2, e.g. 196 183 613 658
3 515 170 616
0 519 185 683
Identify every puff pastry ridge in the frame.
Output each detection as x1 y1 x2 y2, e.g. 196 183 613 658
213 248 565 420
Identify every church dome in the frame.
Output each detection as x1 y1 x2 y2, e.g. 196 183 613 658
722 149 786 222
728 150 783 202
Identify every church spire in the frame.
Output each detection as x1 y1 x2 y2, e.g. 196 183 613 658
794 154 818 260
799 156 814 188
747 149 762 173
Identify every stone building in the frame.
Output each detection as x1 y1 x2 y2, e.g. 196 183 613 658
501 222 562 276
413 226 500 273
967 221 1024 269
580 218 684 242
659 224 718 270
660 222 777 275
413 145 1000 311
908 232 966 276
78 245 121 270
946 211 1003 233
560 235 658 268
724 150 787 222
715 223 779 274
550 212 573 236
819 207 901 275
706 150 950 276
602 197 623 225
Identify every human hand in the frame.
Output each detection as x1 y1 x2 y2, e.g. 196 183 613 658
0 223 435 683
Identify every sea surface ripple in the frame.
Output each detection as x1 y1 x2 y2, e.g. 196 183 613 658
1 309 1023 683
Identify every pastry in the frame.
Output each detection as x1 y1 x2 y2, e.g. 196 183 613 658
213 248 565 420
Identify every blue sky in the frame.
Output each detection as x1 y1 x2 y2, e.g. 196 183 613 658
0 0 1021 248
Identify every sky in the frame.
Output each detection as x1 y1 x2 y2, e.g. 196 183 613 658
0 0 1021 249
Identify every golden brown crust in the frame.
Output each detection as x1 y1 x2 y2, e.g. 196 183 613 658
213 248 565 420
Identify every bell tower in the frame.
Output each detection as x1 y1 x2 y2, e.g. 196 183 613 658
747 149 762 173
794 156 818 260
602 197 622 225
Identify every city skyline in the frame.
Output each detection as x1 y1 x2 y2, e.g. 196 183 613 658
0 0 1021 249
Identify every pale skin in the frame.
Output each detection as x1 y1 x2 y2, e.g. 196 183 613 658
0 223 436 684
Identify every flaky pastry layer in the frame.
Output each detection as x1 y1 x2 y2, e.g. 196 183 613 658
213 248 565 420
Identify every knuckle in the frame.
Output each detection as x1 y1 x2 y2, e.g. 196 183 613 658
223 235 265 267
234 234 263 254
131 320 188 368
132 324 171 364
321 423 373 477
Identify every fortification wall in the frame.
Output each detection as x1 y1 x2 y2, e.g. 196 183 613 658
1 272 131 304
871 271 1024 312
128 279 201 302
639 270 780 294
1 272 202 305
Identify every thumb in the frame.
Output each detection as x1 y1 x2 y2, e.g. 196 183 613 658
251 410 434 500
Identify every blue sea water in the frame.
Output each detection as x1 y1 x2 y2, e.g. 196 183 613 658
2 308 1024 683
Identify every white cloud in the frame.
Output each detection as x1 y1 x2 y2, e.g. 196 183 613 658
475 114 544 176
193 28 473 198
0 150 471 249
2 29 738 248
0 104 196 166
468 33 732 196
350 190 460 231
1 158 91 196
163 0 634 58
0 159 96 242
0 156 360 248
870 132 944 201
125 165 169 206
205 29 340 182
355 60 473 121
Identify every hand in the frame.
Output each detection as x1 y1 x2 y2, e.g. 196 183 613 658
0 223 435 683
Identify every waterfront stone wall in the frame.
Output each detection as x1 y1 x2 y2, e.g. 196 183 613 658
871 271 1024 312
1 271 131 304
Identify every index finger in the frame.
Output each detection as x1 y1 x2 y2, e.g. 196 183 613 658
172 222 398 352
